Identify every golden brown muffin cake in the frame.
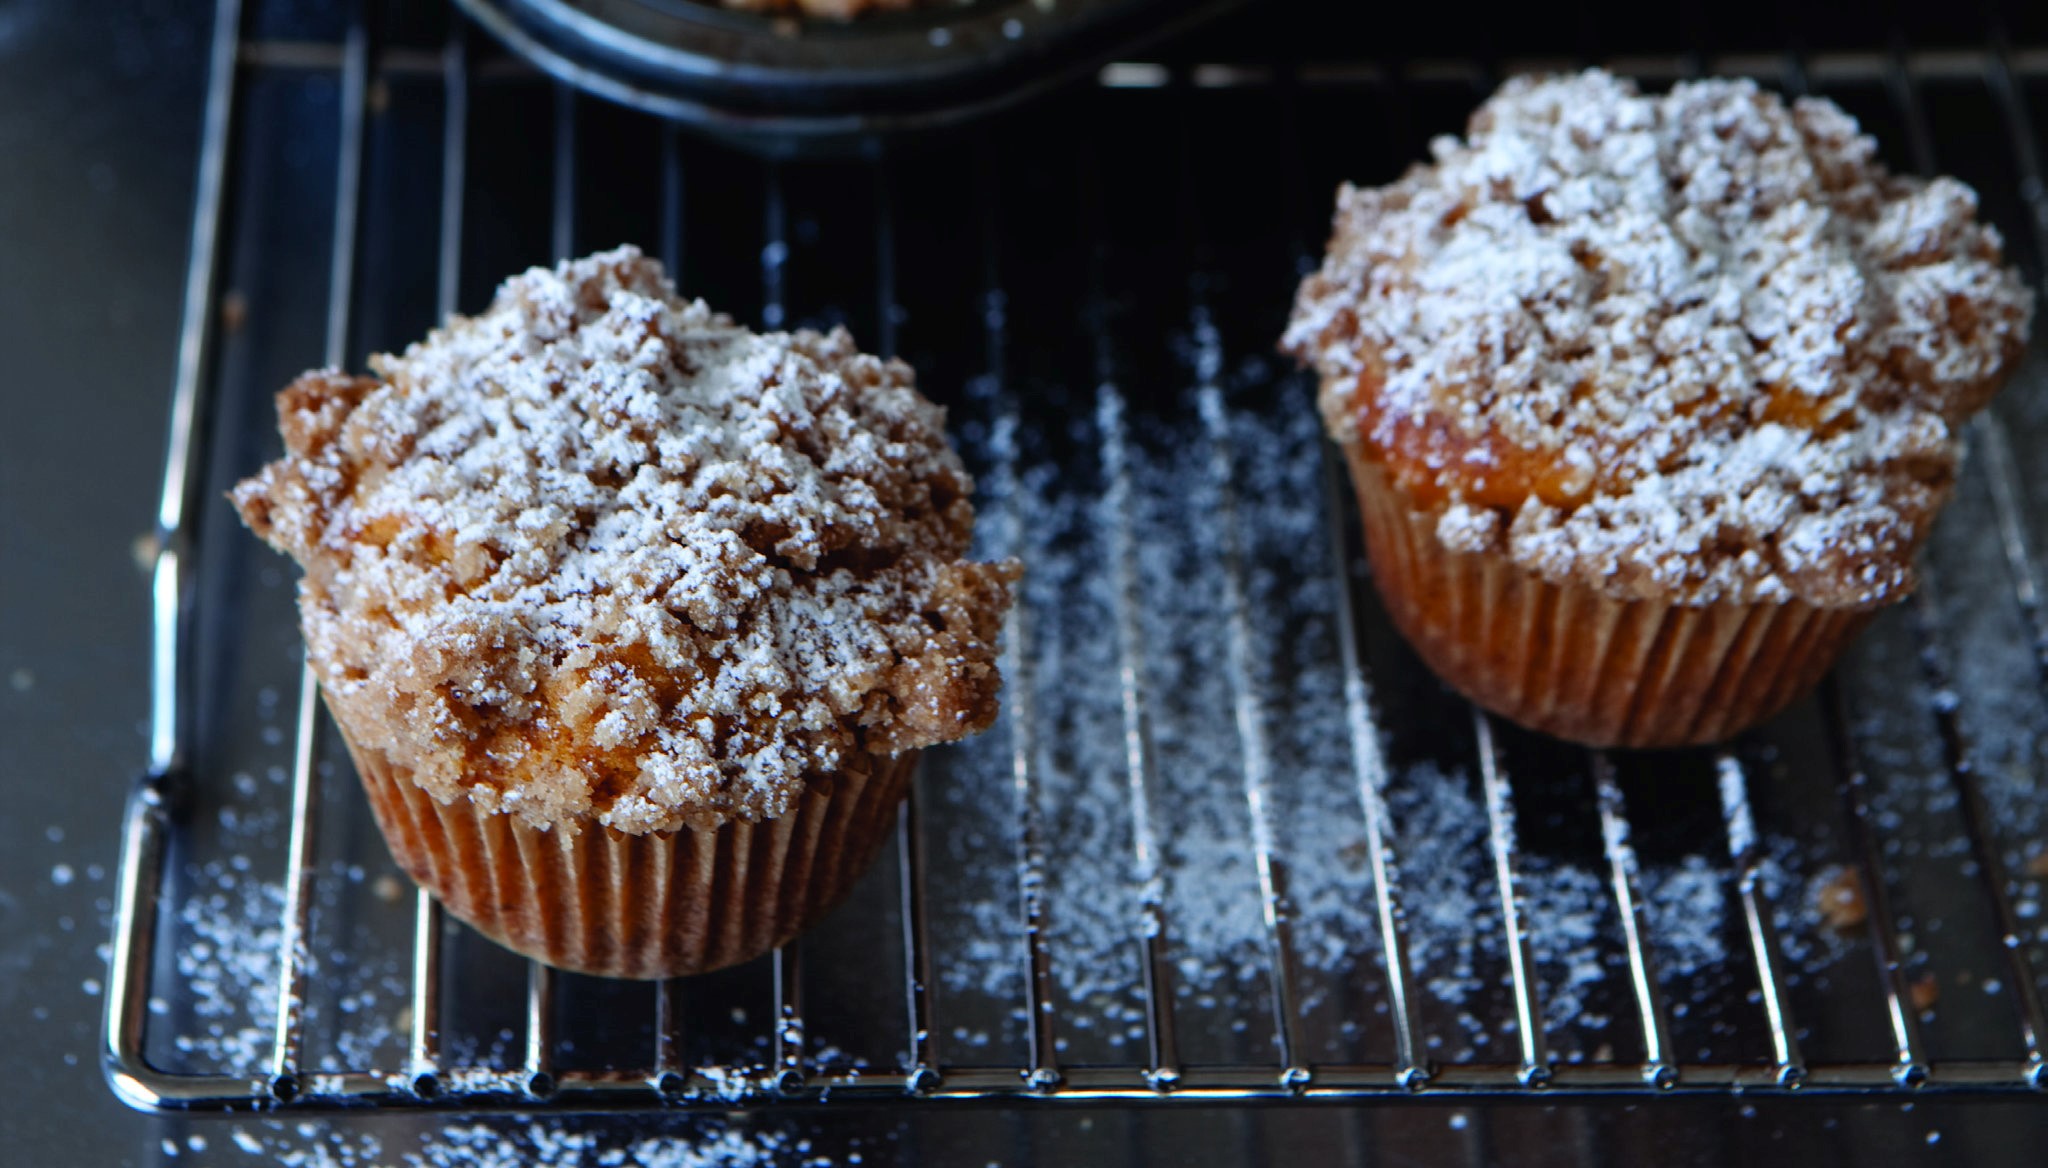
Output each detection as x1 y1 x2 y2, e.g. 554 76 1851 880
233 245 1017 976
1285 70 2032 747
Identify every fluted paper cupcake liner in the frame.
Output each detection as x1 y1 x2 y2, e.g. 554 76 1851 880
1344 447 1872 748
346 734 915 979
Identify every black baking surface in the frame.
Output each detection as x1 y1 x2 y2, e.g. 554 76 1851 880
7 0 2048 1163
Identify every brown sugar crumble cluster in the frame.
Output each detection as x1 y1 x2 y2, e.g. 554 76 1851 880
1285 70 2033 608
234 246 1017 834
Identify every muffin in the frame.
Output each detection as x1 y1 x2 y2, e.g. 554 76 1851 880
232 246 1018 978
1284 71 2032 748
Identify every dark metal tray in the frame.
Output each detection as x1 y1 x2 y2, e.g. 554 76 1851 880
453 0 1242 149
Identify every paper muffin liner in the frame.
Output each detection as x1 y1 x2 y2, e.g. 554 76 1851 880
344 733 915 979
1343 447 1873 748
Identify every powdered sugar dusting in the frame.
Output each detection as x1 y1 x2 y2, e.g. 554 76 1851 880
405 1123 833 1168
215 1118 855 1167
1285 70 2031 606
927 368 1858 1063
171 878 285 1070
232 247 1016 833
1718 754 1758 860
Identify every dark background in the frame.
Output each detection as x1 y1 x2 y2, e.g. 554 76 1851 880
7 0 2048 1163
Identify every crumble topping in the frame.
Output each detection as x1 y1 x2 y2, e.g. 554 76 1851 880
1285 69 2032 607
234 246 1017 833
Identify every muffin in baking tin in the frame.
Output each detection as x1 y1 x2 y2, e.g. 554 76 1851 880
720 0 928 17
1286 70 2032 747
233 246 1018 978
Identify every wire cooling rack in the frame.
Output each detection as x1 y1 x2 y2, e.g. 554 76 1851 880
106 0 2048 1111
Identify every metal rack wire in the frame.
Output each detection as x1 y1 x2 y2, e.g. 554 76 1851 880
105 0 2048 1111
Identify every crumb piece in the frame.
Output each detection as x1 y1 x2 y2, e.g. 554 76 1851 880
1436 500 1502 553
220 290 249 335
1909 971 1940 1013
1816 866 1868 933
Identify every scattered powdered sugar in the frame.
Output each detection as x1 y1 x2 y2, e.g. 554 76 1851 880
1285 69 2033 607
1717 755 1760 860
931 369 1412 1051
975 432 1146 1044
1644 854 1737 980
168 856 413 1074
171 877 285 1069
1378 761 1496 1014
927 360 1850 1061
1924 447 2048 937
1387 760 1743 1051
231 246 1015 834
1523 861 1616 1036
162 733 415 1075
407 1123 832 1168
217 1118 857 1167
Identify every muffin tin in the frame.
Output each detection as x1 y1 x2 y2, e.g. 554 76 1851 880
453 0 1246 150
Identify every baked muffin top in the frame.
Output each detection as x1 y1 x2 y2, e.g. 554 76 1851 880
234 246 1016 834
1285 70 2032 608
